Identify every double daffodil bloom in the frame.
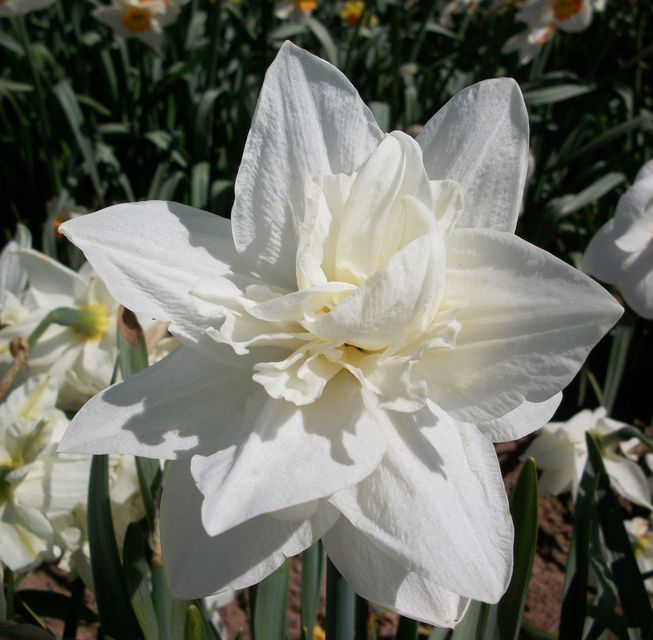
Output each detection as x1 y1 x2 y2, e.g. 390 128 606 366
58 43 620 626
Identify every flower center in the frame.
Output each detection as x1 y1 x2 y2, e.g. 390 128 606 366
0 465 16 504
295 0 317 11
71 304 110 341
121 6 153 33
552 0 583 20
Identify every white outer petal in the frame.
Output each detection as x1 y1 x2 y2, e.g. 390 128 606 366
324 517 469 628
416 78 529 233
231 41 383 288
58 346 255 459
160 461 338 599
329 408 514 603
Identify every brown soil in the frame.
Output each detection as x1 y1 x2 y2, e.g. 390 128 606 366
15 436 572 639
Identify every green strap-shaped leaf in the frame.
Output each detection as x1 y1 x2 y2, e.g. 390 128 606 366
497 458 540 640
301 542 323 639
152 565 188 640
251 560 291 640
88 455 141 639
559 447 598 639
123 523 160 640
325 557 355 640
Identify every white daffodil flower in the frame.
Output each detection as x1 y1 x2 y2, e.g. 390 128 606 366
503 0 605 64
0 224 31 326
0 0 56 17
274 0 316 21
58 43 621 626
584 159 653 319
625 516 653 595
93 0 190 50
0 250 119 410
0 376 89 572
523 408 652 509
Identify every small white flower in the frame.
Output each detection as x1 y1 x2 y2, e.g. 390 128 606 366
523 408 652 509
625 516 653 595
0 0 56 17
503 0 604 64
584 159 653 319
274 0 317 21
58 43 620 626
93 0 189 50
0 376 89 572
0 250 119 410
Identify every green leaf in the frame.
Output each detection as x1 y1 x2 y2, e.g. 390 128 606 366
497 458 539 640
559 448 598 639
52 80 103 202
523 84 595 105
301 542 323 638
602 315 636 413
546 172 625 219
304 16 339 65
87 455 141 639
116 306 149 380
450 601 484 640
252 560 291 640
123 523 160 640
325 558 354 640
191 162 210 210
193 89 222 160
185 605 209 640
152 565 188 640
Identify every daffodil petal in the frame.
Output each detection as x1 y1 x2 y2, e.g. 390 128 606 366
231 41 383 288
416 78 529 233
477 392 562 442
160 461 338 599
192 372 386 536
323 517 469 628
60 201 248 353
58 346 255 459
329 409 513 603
18 248 86 309
420 228 622 423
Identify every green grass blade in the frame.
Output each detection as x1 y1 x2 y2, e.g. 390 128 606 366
325 557 354 640
185 604 209 640
87 455 141 639
252 560 291 640
300 542 323 638
123 523 160 640
497 458 540 640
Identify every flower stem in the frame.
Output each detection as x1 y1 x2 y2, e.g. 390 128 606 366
325 557 354 640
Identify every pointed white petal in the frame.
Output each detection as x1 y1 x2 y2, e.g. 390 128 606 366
323 517 469 628
19 249 85 309
160 461 338 598
60 201 248 353
604 454 653 509
416 79 529 233
419 228 622 423
192 373 386 535
329 409 513 603
478 393 562 442
231 42 383 288
58 346 255 459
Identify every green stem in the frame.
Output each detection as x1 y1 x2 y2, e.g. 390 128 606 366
325 557 354 640
27 307 81 350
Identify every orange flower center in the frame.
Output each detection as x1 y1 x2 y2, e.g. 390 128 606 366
552 0 583 20
121 6 153 33
295 0 317 11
